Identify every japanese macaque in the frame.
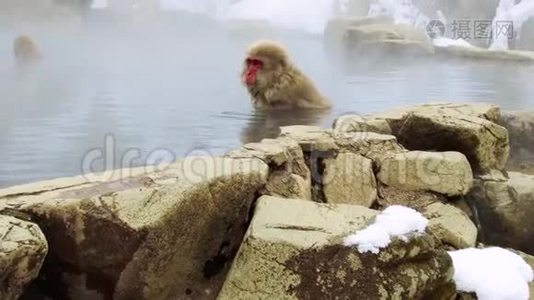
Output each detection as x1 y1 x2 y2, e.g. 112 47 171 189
241 40 331 109
13 35 42 64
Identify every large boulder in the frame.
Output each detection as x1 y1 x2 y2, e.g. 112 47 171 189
0 215 48 300
218 196 456 299
324 16 393 45
377 151 473 196
334 102 502 135
0 157 268 300
344 23 434 55
423 202 478 249
469 172 534 255
323 16 392 55
324 18 434 58
392 112 509 173
434 44 534 63
334 102 509 173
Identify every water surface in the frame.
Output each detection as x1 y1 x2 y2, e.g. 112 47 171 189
1 15 533 187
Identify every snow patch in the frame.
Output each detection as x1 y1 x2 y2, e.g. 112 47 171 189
367 0 429 29
344 205 428 254
449 247 533 300
91 0 108 9
433 37 474 48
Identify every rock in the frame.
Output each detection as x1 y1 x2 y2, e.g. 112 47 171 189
423 202 478 249
227 137 311 200
279 125 338 152
366 102 501 126
322 153 377 207
347 23 428 42
500 110 534 174
324 16 393 48
434 45 534 63
394 112 509 173
377 151 473 196
333 114 392 135
338 23 434 56
400 102 501 124
227 137 309 177
469 172 534 255
0 157 268 300
334 131 405 162
263 171 311 200
333 102 501 135
0 215 48 300
377 185 447 211
218 196 456 299
501 111 534 149
260 137 311 179
358 39 435 55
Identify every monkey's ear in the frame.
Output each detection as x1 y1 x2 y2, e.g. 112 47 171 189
278 57 289 68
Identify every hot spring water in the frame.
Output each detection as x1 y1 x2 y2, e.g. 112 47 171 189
0 0 533 187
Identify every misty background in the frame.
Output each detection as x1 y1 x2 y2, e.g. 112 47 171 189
1 0 533 187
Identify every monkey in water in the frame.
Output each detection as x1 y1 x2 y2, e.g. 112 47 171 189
13 35 42 64
241 40 331 109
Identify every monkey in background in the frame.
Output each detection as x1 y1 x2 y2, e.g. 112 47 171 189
241 40 332 109
13 35 42 64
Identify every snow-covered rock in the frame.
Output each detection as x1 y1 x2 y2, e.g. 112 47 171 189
219 197 455 299
449 247 533 300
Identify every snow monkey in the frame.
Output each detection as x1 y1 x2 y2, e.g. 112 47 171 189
13 35 42 64
241 40 331 109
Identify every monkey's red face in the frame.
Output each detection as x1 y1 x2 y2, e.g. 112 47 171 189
243 57 264 86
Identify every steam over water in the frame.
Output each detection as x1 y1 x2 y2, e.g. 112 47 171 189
0 1 534 187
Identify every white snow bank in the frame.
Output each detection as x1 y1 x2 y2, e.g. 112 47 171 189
433 37 474 49
91 0 108 9
368 0 429 29
224 0 336 34
158 0 338 34
344 205 428 254
449 247 533 300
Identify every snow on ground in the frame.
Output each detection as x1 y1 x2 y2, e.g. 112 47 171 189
449 247 533 300
344 205 428 254
433 37 474 48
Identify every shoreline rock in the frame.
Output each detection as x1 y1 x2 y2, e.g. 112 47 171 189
0 215 48 300
1 157 268 300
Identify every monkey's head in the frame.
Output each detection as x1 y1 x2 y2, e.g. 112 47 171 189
241 40 289 88
13 35 41 62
